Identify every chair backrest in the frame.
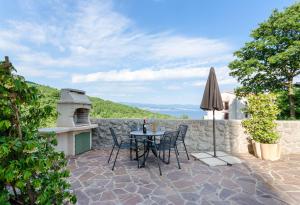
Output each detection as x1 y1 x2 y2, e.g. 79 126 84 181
129 124 142 132
178 124 188 141
109 127 119 146
162 130 180 147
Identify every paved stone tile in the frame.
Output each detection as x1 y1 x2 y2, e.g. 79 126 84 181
167 194 185 205
181 192 200 202
100 190 116 201
68 149 300 205
230 193 264 205
219 188 235 200
123 194 143 205
238 153 300 204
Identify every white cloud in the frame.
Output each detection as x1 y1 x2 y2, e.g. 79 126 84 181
17 65 67 79
192 78 237 87
0 0 237 105
7 21 48 44
150 36 231 60
0 30 30 52
0 0 233 79
72 66 212 83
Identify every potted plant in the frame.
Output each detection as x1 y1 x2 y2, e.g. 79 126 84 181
242 93 281 161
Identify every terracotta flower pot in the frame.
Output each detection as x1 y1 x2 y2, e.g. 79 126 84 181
252 140 262 159
260 143 281 161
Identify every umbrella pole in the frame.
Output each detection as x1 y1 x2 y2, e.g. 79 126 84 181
213 109 216 157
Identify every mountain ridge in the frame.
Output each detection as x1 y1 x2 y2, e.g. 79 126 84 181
28 82 174 127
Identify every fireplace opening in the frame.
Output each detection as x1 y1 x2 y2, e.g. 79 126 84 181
73 108 89 126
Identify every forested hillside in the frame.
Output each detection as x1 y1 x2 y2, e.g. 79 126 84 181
28 82 173 127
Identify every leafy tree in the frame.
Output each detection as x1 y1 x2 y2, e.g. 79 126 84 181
276 87 300 119
242 93 280 144
0 57 76 204
229 3 300 119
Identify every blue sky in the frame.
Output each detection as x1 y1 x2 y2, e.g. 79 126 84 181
0 0 297 104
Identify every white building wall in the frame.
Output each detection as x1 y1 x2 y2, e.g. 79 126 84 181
203 92 247 120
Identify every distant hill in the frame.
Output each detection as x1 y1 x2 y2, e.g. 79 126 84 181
28 82 173 127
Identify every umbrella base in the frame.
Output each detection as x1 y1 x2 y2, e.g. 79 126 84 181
206 151 228 157
191 151 242 167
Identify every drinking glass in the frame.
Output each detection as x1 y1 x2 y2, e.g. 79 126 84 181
137 123 141 131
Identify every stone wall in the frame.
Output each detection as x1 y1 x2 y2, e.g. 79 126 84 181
276 121 300 154
91 119 300 154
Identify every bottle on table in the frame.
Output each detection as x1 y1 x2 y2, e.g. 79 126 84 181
143 119 147 134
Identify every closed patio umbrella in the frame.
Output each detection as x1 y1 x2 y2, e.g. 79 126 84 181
200 67 224 157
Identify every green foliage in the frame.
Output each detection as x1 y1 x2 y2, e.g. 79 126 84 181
27 82 59 127
0 59 76 204
276 87 300 119
242 94 280 144
179 114 189 119
89 97 173 119
27 83 173 127
228 2 300 118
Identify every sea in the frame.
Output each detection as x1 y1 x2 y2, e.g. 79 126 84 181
124 103 206 119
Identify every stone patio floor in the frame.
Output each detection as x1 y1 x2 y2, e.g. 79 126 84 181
67 149 300 205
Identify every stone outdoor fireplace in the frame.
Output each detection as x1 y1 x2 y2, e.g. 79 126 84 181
74 108 90 125
57 89 92 127
39 89 97 156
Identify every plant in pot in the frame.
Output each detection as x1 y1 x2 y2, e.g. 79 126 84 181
242 93 281 161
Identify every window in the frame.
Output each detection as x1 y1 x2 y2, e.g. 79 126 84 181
224 113 229 120
224 101 229 110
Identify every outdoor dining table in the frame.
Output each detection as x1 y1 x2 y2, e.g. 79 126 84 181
130 130 165 167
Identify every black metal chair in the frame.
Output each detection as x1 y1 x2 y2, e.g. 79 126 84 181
108 127 138 171
128 124 140 160
128 124 145 168
158 130 181 169
129 131 162 175
135 136 162 175
176 124 189 160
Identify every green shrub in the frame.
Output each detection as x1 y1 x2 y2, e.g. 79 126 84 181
0 58 76 204
242 93 280 144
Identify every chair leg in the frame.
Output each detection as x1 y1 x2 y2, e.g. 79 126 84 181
135 139 140 168
144 141 150 161
108 144 115 163
112 143 122 171
158 146 161 160
174 146 181 169
153 142 162 176
167 145 171 164
167 138 171 164
159 143 161 159
143 139 146 166
130 138 132 160
163 142 165 162
183 141 190 160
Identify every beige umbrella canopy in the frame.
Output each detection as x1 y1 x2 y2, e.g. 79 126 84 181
200 67 224 157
